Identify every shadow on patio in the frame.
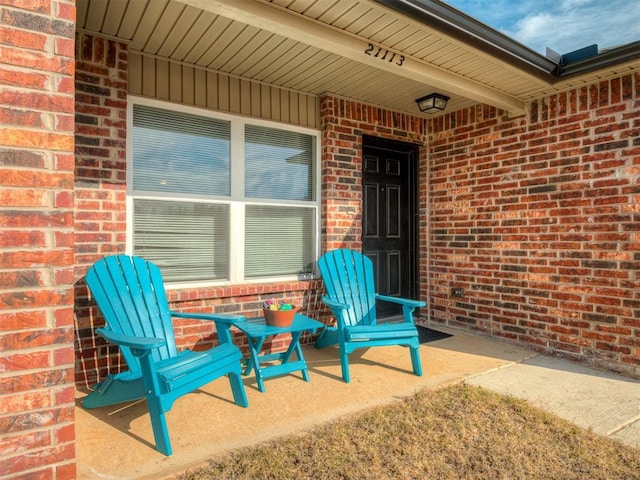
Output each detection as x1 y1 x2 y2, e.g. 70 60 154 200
75 325 535 480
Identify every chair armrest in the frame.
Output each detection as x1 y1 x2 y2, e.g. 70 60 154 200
375 294 425 308
97 328 166 353
170 311 246 345
322 296 350 310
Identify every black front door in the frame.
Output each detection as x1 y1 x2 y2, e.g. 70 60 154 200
362 136 418 319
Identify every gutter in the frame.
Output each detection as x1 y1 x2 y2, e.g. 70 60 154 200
375 0 640 83
373 0 559 81
557 41 640 77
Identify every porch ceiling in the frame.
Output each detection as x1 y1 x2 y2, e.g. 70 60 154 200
77 0 560 117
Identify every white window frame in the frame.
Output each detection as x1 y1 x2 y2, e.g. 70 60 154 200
126 96 321 288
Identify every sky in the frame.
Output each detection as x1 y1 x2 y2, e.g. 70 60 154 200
444 0 640 56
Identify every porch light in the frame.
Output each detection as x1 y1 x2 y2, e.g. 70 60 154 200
415 93 449 113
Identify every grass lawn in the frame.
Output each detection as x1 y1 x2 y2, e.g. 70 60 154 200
177 383 639 480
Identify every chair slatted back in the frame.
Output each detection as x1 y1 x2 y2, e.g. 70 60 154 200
318 249 377 327
86 255 178 371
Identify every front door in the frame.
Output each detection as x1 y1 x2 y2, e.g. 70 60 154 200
362 136 418 319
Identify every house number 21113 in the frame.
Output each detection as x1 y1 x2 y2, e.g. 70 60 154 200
364 43 405 66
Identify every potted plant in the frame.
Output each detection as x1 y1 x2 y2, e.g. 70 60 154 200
262 298 300 327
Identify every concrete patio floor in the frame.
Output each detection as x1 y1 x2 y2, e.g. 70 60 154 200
75 325 639 480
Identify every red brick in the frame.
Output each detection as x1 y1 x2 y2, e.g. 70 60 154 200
56 1 74 20
56 462 77 480
0 250 73 269
0 0 51 13
52 152 74 171
0 65 48 88
0 26 48 53
0 45 73 74
0 431 50 457
0 351 50 372
54 190 74 208
0 310 47 331
0 188 48 207
0 230 46 248
0 210 72 228
0 106 46 128
55 113 74 130
0 127 74 150
0 90 74 115
0 328 73 350
52 306 74 327
55 37 75 58
1 443 74 477
0 369 72 394
0 391 51 415
6 170 69 194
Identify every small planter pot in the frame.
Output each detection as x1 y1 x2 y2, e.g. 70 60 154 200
263 307 300 327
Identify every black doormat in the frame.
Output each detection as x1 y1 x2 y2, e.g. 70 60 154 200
416 325 453 343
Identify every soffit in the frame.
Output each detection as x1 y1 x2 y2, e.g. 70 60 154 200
77 0 558 117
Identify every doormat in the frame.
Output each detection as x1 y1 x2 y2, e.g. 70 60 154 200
416 325 453 343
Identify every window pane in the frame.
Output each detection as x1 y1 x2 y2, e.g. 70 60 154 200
132 104 231 196
133 199 229 282
245 205 315 277
244 125 314 201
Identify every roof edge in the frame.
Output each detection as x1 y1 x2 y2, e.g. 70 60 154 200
373 0 558 82
558 41 640 78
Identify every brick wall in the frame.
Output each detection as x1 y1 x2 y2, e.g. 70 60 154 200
0 1 77 479
427 74 640 377
320 94 428 253
73 32 129 388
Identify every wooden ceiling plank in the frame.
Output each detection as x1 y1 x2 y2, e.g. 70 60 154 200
129 0 170 51
168 10 218 61
301 0 343 20
317 1 361 24
330 3 375 30
179 0 525 113
144 2 189 55
82 0 108 32
295 56 354 92
270 49 333 87
236 37 297 78
101 0 129 37
183 15 233 64
255 42 313 84
196 20 246 67
287 52 343 90
156 5 203 57
222 29 276 74
113 0 150 40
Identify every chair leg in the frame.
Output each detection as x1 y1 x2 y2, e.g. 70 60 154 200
228 371 249 408
410 345 423 377
340 345 351 383
146 395 172 456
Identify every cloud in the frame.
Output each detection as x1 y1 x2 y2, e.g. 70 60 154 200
507 1 640 53
445 0 640 54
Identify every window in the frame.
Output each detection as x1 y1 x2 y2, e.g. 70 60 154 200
128 98 319 285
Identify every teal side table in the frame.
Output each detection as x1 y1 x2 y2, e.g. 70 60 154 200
232 314 324 392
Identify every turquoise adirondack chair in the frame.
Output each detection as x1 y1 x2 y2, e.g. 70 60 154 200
315 249 425 383
82 255 248 456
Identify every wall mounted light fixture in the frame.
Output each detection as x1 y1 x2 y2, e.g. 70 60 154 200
415 93 450 113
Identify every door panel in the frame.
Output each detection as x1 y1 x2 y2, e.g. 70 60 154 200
362 137 418 319
364 184 379 237
387 185 400 237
